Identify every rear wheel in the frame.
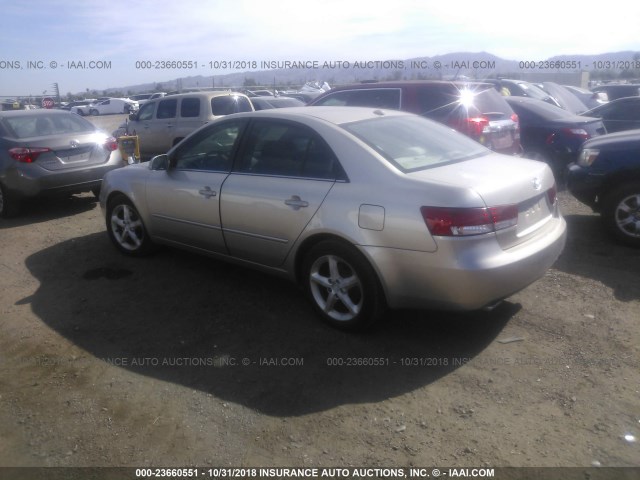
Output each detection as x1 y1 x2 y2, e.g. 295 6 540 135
90 109 99 116
0 184 20 218
602 183 640 247
302 240 385 330
106 195 154 256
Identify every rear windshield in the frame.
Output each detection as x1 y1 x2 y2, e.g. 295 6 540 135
211 95 253 115
419 86 513 120
342 115 489 172
1 113 95 138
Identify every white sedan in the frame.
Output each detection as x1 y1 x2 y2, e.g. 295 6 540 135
80 98 138 116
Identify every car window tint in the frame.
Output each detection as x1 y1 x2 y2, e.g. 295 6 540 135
157 99 177 119
138 102 155 121
211 96 253 115
172 121 242 171
237 120 338 179
609 100 640 120
180 97 200 118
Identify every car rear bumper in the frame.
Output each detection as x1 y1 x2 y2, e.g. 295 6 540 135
566 163 603 210
2 155 123 199
361 215 567 311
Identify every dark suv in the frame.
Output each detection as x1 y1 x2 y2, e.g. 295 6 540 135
309 81 522 155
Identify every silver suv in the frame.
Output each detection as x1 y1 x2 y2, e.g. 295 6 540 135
115 92 253 157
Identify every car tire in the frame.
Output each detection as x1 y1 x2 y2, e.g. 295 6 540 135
302 240 386 330
106 194 154 256
90 109 99 116
0 184 20 218
602 182 640 247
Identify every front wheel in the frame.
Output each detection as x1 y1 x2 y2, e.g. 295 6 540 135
602 183 640 247
302 240 385 330
90 109 99 116
106 195 154 256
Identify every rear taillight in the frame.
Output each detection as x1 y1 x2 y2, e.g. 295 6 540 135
563 128 589 140
103 136 119 151
465 117 490 137
9 147 51 163
421 205 518 237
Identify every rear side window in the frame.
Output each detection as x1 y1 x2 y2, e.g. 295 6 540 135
236 120 340 179
180 97 200 118
314 89 401 109
157 99 177 119
211 96 253 115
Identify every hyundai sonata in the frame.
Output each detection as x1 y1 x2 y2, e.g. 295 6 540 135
100 107 566 330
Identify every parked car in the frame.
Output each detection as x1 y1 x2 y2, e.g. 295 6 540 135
113 91 254 157
536 82 589 114
580 96 640 133
567 130 640 247
309 81 522 155
249 96 305 110
100 107 566 330
0 109 123 217
85 98 139 116
486 79 562 108
60 99 96 112
563 85 608 110
591 84 640 101
129 92 166 105
65 99 97 116
504 96 606 175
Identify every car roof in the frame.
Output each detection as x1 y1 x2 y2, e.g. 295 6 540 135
321 80 495 90
229 106 410 125
0 109 76 118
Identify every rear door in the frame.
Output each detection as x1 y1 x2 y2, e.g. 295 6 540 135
220 119 338 267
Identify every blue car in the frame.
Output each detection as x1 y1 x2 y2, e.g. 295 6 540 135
567 129 640 247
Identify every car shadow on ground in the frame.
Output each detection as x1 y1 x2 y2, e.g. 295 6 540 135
555 213 640 302
23 232 518 416
0 193 98 229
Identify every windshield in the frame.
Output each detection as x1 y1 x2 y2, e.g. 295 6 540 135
342 115 489 172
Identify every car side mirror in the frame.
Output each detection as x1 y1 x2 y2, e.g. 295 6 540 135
149 154 169 171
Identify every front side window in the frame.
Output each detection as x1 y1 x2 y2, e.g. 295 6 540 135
138 102 155 121
236 120 339 179
172 120 243 171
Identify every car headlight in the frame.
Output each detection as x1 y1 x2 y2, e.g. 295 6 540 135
577 148 599 167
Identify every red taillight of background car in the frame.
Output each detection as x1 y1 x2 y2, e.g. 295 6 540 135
465 117 490 137
103 136 119 152
8 147 51 163
421 205 518 237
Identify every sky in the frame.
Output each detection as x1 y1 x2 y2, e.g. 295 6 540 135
2 0 640 97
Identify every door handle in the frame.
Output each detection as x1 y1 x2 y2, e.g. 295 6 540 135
198 186 217 199
284 195 309 210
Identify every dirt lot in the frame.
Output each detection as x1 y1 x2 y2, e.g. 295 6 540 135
0 114 638 471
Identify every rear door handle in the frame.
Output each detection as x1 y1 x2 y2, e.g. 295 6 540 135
284 195 309 210
198 186 217 199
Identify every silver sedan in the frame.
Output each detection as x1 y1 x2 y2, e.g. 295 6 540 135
100 107 566 330
0 109 123 217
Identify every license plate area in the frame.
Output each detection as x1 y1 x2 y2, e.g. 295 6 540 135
517 194 551 236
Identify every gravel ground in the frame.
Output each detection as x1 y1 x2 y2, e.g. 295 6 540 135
0 113 638 473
